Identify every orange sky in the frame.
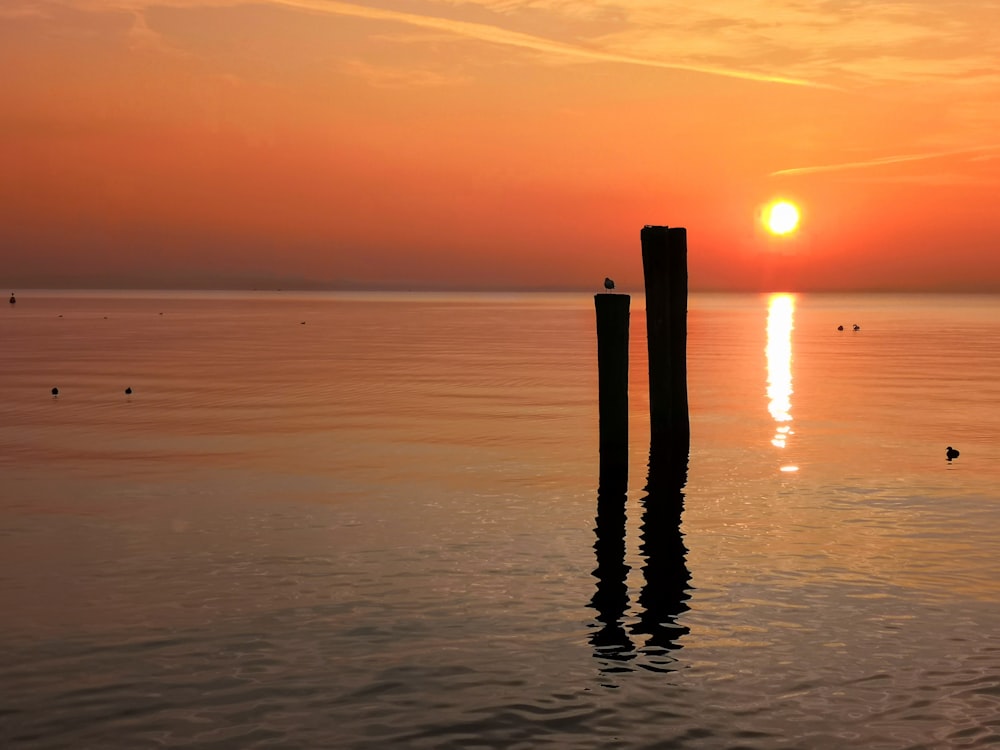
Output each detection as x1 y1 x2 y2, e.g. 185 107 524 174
2 0 999 291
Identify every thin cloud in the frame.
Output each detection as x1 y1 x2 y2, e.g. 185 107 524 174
771 145 1000 177
84 0 829 88
282 0 831 88
53 0 1000 88
342 59 470 88
126 10 190 56
843 173 1000 187
461 0 999 87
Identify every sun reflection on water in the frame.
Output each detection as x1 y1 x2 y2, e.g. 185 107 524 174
766 294 795 454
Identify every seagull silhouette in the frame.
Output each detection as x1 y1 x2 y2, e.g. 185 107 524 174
604 277 615 292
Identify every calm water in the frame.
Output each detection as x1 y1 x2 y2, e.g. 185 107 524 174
2 290 1000 749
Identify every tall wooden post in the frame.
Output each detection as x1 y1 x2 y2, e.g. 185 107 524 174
641 226 689 460
594 293 630 485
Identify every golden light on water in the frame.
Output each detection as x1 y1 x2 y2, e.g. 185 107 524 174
766 293 795 451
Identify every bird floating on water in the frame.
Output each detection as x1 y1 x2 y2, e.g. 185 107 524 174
946 446 960 461
837 325 844 331
125 387 132 395
604 277 615 292
853 324 860 331
51 387 59 397
9 292 15 304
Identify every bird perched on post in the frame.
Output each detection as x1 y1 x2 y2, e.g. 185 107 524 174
604 277 615 292
946 446 960 461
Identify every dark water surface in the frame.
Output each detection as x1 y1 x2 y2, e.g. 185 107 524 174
2 290 1000 748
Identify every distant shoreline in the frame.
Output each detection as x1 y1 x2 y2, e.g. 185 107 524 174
6 286 1000 296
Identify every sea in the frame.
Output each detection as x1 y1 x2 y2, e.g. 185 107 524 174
2 289 1000 749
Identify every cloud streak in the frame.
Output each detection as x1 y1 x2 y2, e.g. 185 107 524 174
286 0 837 87
341 59 470 88
771 145 1000 177
445 0 1000 87
77 0 831 88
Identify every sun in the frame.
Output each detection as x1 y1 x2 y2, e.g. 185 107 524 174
764 200 800 235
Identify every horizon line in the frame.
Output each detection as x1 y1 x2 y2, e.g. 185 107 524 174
8 285 1000 295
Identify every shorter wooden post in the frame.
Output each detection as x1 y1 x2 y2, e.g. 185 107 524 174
595 293 630 485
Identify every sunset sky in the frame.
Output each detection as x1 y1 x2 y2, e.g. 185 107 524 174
2 0 999 291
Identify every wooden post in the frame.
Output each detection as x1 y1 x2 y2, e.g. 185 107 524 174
641 226 689 459
594 293 630 485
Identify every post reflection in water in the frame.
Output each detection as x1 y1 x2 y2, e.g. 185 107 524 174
591 450 691 675
631 450 691 672
766 294 796 457
590 477 634 669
